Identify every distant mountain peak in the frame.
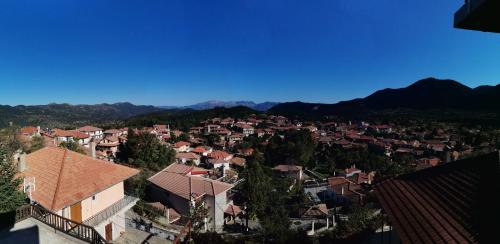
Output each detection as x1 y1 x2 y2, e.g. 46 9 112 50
270 77 500 118
160 100 279 111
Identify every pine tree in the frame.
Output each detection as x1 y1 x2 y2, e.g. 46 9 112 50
0 147 27 214
240 152 271 220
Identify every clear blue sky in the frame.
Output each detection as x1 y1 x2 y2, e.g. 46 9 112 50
1 0 499 106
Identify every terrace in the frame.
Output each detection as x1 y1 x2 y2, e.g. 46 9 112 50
83 195 138 227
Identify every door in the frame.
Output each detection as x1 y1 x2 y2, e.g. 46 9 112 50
105 223 113 241
70 202 82 223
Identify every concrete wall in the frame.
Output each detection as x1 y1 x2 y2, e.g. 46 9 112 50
94 206 128 241
203 192 228 232
213 192 227 231
148 184 189 215
81 182 124 221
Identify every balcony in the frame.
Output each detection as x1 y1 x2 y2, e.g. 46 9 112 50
5 204 106 244
83 195 138 227
454 0 500 33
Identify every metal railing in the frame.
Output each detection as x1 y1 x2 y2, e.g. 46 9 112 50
83 195 138 227
15 204 107 244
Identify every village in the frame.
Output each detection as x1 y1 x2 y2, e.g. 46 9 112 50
11 111 496 243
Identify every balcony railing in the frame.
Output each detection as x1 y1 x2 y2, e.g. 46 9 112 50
15 204 107 244
83 195 138 227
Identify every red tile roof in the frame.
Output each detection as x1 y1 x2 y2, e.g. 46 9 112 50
374 152 500 243
21 147 139 211
208 150 232 159
299 204 328 218
224 204 242 216
52 129 89 139
148 164 233 200
78 125 103 132
272 164 302 172
191 146 208 153
20 126 38 135
173 141 190 148
175 152 200 160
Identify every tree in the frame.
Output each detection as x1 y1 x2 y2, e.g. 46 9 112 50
202 133 220 147
265 130 315 167
334 206 382 239
123 130 175 171
239 152 271 221
0 138 27 214
258 191 291 243
59 140 85 154
257 176 292 243
190 198 211 233
28 136 45 153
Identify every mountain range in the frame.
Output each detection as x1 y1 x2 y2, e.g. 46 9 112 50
1 77 499 128
159 100 279 111
269 77 500 119
0 102 162 128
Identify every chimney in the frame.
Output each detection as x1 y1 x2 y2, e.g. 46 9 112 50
341 186 344 195
90 142 96 159
18 153 27 172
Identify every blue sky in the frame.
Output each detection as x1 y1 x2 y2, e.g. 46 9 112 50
1 0 499 106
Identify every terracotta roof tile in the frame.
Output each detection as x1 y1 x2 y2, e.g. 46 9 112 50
21 147 139 211
148 164 233 200
374 152 500 243
78 125 103 132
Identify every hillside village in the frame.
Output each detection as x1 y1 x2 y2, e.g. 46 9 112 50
10 111 498 243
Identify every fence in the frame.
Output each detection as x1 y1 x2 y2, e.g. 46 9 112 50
15 204 107 244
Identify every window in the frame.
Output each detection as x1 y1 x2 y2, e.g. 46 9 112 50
92 195 96 200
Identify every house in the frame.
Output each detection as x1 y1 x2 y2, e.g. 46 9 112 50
51 129 91 146
173 141 191 152
103 129 123 138
237 148 254 157
299 204 328 219
20 126 40 138
97 135 120 159
190 127 204 134
18 147 139 241
175 152 201 165
147 164 234 232
78 125 104 140
145 202 181 224
208 150 233 161
207 158 230 175
272 164 303 181
228 133 244 143
340 165 362 177
327 177 364 205
191 146 212 156
234 123 254 137
369 125 392 134
230 157 246 168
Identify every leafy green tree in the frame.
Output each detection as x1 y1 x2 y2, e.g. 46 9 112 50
0 140 27 214
59 140 85 154
28 136 45 153
122 130 175 171
125 169 153 198
265 130 315 167
258 191 291 243
202 133 220 147
239 153 271 221
190 199 211 233
334 206 382 239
